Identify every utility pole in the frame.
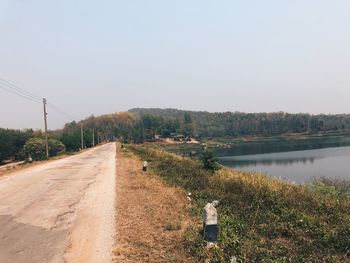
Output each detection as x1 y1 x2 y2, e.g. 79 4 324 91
92 128 95 147
43 98 49 159
81 122 84 150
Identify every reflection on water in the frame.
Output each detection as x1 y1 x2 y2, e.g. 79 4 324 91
220 156 316 167
215 134 350 157
217 142 350 183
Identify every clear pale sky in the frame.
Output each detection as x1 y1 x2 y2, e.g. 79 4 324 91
1 1 350 130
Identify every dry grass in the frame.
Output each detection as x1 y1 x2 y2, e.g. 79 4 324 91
114 147 195 263
130 145 350 262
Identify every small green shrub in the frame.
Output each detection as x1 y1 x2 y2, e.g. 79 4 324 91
23 138 65 160
200 149 221 173
308 176 350 200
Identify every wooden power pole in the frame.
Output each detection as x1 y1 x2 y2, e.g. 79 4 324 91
92 128 95 147
43 98 49 159
81 122 84 150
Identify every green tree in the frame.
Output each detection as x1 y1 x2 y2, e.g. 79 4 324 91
60 131 81 151
141 114 163 139
183 112 193 137
23 138 65 160
0 128 33 163
200 149 221 173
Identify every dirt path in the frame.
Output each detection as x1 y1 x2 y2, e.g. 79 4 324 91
0 143 116 263
114 147 193 262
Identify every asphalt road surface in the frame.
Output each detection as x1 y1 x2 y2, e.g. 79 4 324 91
0 143 116 263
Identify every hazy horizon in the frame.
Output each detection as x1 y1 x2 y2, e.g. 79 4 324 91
4 107 350 132
1 1 350 130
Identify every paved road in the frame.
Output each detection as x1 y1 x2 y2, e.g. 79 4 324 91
0 143 116 263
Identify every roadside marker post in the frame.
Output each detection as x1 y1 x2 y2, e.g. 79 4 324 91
142 161 148 172
203 200 219 245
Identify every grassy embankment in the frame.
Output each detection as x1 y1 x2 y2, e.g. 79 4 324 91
114 145 193 262
130 145 350 262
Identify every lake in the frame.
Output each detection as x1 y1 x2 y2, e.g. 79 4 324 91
215 133 350 183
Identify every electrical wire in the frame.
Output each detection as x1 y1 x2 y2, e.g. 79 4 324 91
0 78 42 101
0 83 41 103
0 77 77 122
47 102 77 121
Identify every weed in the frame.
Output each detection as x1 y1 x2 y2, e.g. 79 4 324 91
130 145 350 262
164 221 182 231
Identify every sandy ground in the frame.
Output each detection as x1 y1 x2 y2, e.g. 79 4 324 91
0 143 116 263
162 138 199 145
0 161 25 172
114 147 193 263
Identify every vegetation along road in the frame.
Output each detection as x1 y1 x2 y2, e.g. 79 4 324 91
0 143 116 263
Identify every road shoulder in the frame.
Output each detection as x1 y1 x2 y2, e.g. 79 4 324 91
114 146 193 262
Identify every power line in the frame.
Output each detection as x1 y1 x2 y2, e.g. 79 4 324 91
0 77 86 153
47 102 77 121
0 83 41 103
1 77 79 140
0 78 41 101
0 78 77 121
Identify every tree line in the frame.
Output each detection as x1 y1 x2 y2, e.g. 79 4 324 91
129 108 350 138
0 128 66 164
2 108 350 163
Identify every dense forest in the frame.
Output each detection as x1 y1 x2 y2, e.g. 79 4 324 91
0 128 34 163
54 112 138 151
0 128 65 164
2 108 350 163
130 108 350 138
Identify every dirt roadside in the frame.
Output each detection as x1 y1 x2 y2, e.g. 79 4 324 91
114 146 194 262
0 155 70 177
0 146 99 177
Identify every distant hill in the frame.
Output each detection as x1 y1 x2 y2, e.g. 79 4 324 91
129 108 350 138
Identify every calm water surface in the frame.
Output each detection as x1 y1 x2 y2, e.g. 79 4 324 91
215 135 350 183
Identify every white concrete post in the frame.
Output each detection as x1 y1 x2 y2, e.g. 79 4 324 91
203 200 219 243
142 161 148 172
